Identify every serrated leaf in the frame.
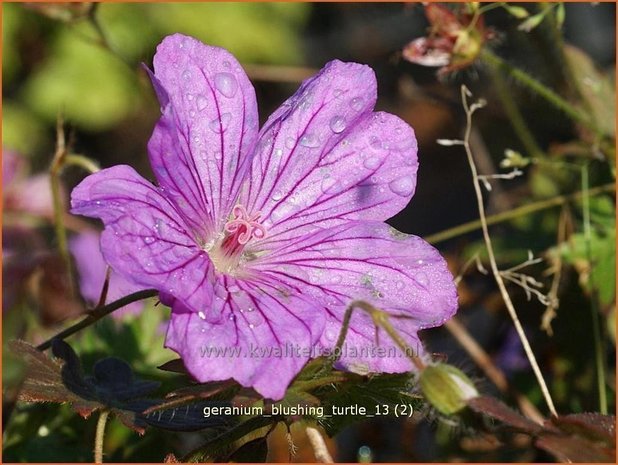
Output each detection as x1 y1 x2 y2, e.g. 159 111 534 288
536 434 615 462
467 396 543 434
11 339 230 433
550 412 616 445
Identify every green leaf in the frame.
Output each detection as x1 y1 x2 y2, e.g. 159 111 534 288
22 30 140 131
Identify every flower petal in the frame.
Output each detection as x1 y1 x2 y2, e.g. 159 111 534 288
165 276 325 400
148 34 260 239
69 231 146 316
251 221 458 372
239 60 418 249
71 165 215 314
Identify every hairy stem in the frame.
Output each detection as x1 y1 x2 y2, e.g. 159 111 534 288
94 409 110 463
488 62 544 158
36 289 158 351
481 49 601 137
459 86 557 417
582 163 607 414
425 183 615 244
325 300 425 372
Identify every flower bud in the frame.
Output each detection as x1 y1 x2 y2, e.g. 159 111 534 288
420 363 479 415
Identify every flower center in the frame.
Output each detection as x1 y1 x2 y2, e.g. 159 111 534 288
208 204 266 274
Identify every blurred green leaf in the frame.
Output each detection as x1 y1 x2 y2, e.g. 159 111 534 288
2 102 49 156
22 30 140 131
148 3 309 64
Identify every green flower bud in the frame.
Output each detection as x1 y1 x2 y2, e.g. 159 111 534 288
420 363 479 415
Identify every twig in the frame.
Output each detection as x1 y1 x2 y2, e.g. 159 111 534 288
36 289 158 351
306 426 334 463
425 183 615 244
94 409 110 463
541 207 571 336
457 85 557 417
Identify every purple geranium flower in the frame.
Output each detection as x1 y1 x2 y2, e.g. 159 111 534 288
71 34 457 399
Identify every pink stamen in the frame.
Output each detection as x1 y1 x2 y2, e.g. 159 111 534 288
221 204 266 256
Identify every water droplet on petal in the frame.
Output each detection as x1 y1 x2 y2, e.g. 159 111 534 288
396 280 405 290
196 95 208 111
222 60 231 69
329 116 346 134
144 236 155 244
186 93 194 101
370 137 383 150
331 275 342 284
285 137 296 149
388 176 414 197
416 272 429 287
363 156 381 170
321 176 340 194
333 88 343 97
182 69 191 80
214 72 238 98
214 151 222 160
198 311 206 320
274 148 283 157
350 97 364 111
300 134 319 148
272 190 283 201
209 113 232 133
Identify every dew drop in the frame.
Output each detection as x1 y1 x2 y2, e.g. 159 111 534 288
198 311 206 320
214 151 222 160
182 69 191 80
369 137 383 150
274 148 283 157
222 60 231 69
186 93 194 101
331 275 342 284
388 175 414 197
363 156 381 170
208 113 232 133
144 236 155 244
272 190 283 201
416 272 429 287
196 95 208 111
285 137 296 149
350 97 364 111
396 280 405 290
214 72 238 98
325 327 337 342
321 176 340 194
329 116 346 134
299 133 319 148
333 88 343 97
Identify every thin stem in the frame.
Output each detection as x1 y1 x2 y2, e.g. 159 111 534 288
324 300 425 372
582 163 607 414
425 183 615 244
94 409 110 463
65 154 100 174
50 117 74 295
481 49 601 137
459 86 557 417
488 62 544 158
36 289 158 351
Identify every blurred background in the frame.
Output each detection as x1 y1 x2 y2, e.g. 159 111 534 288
2 2 615 462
